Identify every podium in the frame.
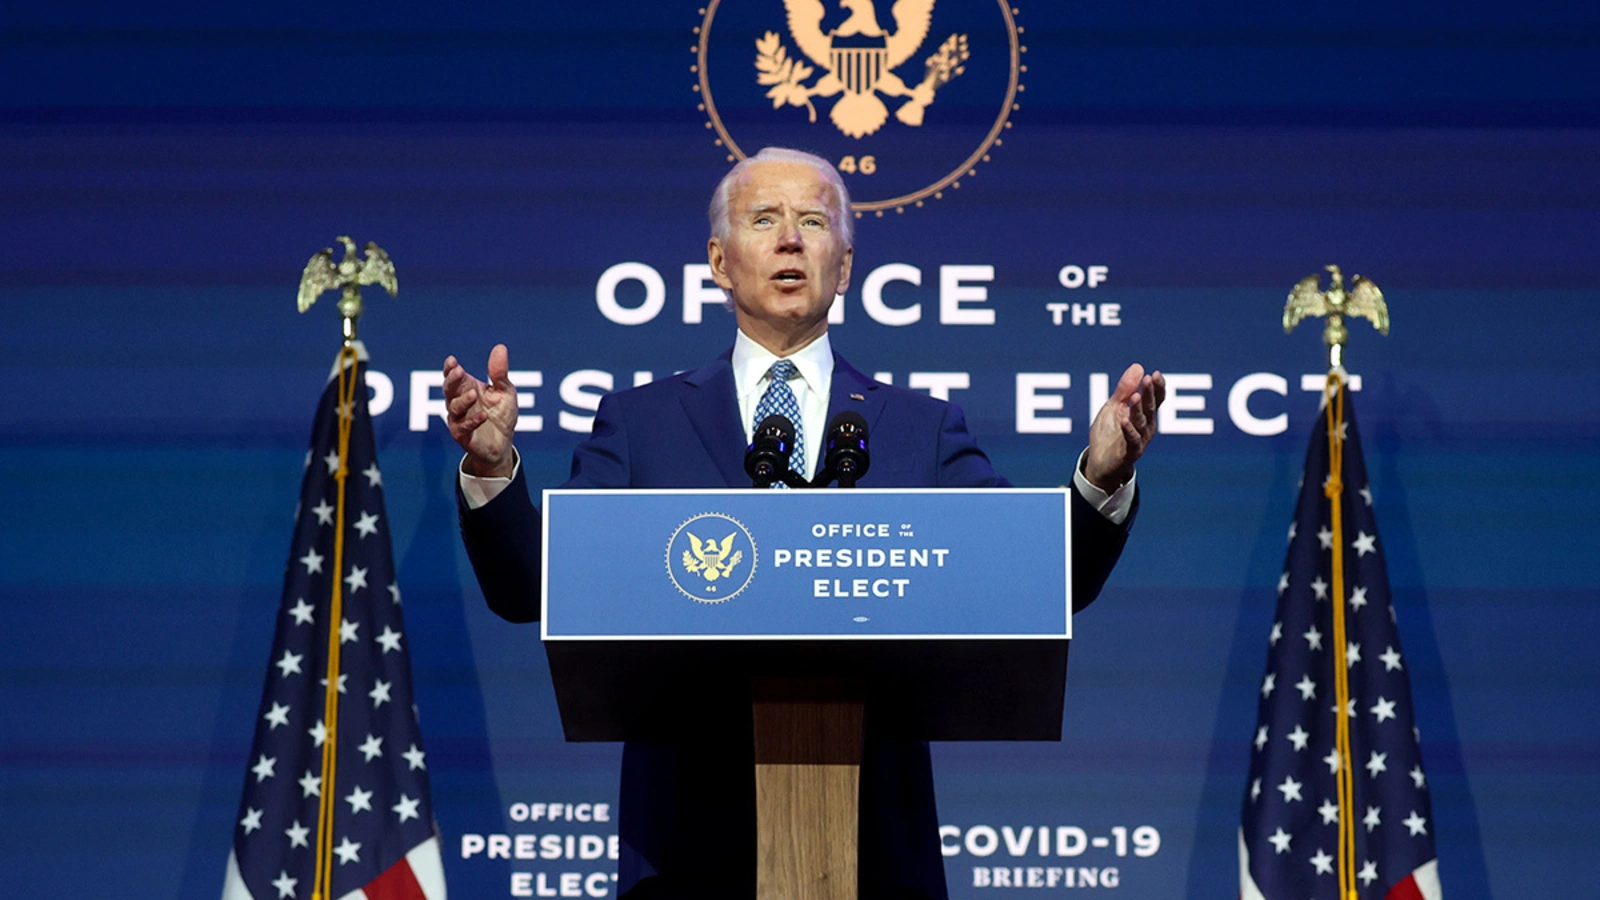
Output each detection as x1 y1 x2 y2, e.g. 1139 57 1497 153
542 488 1074 899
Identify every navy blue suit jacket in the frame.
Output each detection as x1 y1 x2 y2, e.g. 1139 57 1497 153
459 351 1134 899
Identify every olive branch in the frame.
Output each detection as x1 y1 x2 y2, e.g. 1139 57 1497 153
924 33 970 87
755 31 817 123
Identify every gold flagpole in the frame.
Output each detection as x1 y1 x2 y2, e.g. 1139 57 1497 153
1324 376 1355 900
1285 264 1389 900
295 237 398 899
312 350 358 899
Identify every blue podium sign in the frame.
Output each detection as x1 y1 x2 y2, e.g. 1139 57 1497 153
541 488 1071 641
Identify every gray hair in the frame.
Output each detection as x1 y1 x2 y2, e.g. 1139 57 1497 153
708 147 854 246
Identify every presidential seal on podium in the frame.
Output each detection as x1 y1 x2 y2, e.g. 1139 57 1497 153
666 512 760 604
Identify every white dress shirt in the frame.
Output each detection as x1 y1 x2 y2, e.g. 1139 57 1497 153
731 327 833 482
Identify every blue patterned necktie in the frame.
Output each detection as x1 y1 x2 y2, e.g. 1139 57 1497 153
752 359 804 488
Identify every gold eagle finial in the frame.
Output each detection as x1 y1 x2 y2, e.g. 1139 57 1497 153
1284 264 1388 370
297 236 398 345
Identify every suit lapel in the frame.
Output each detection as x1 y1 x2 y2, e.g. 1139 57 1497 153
676 349 885 489
827 355 888 436
679 354 750 488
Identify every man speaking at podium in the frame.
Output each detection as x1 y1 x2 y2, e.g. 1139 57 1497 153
442 147 1165 899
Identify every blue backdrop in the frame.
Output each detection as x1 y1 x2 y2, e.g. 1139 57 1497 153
2 1 1597 897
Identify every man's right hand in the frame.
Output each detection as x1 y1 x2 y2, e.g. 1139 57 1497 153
443 344 518 478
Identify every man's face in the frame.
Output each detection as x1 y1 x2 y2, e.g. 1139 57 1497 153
708 159 853 351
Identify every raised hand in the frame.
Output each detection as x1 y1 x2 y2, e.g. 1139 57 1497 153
443 344 519 478
1083 363 1165 492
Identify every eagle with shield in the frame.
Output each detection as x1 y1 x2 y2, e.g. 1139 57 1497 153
758 0 970 138
682 532 744 583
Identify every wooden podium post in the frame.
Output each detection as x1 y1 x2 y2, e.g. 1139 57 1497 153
752 682 864 900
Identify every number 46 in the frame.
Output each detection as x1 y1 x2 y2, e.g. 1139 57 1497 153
838 155 877 175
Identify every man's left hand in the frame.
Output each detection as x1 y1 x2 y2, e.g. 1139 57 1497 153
1083 363 1165 492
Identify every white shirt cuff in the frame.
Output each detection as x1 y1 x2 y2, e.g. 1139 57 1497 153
459 452 519 510
1073 448 1135 526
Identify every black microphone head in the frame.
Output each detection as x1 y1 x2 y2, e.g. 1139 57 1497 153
745 414 797 485
755 414 797 443
822 410 870 485
828 410 868 440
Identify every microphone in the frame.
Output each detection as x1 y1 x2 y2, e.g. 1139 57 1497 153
745 414 797 487
816 411 870 488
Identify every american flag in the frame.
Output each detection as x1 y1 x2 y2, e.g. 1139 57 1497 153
1240 383 1440 900
225 348 446 900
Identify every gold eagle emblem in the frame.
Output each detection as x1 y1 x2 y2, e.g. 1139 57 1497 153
681 532 745 583
759 0 969 138
297 236 398 320
1284 264 1389 369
